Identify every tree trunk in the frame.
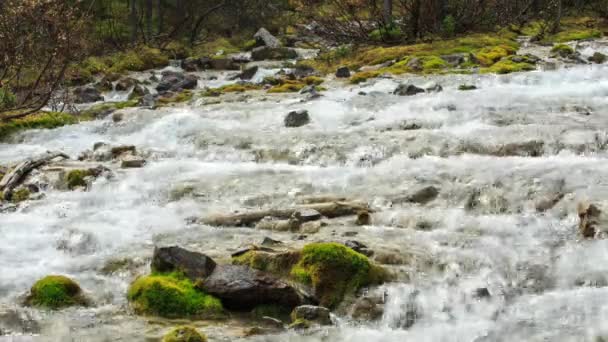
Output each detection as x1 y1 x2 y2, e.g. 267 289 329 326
145 0 153 41
552 0 562 33
129 0 137 43
410 0 421 39
156 0 163 35
383 0 393 24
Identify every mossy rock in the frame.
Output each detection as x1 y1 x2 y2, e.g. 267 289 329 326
66 169 92 189
232 250 300 277
350 71 381 84
157 91 194 106
202 84 262 97
162 326 207 342
127 273 224 318
11 188 31 203
25 275 88 309
551 44 575 57
0 112 80 141
233 244 388 309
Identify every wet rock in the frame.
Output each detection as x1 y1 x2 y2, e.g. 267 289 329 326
112 112 124 123
296 208 322 222
515 263 554 294
496 141 544 157
254 28 282 48
235 66 259 81
261 237 283 247
139 93 156 108
156 72 199 93
209 58 239 70
289 319 311 330
121 156 146 168
199 265 304 310
424 82 443 93
73 86 103 103
355 211 371 225
374 250 408 265
111 145 136 158
406 57 422 72
395 185 439 205
284 110 310 128
343 240 373 257
589 52 607 64
115 77 137 91
251 47 298 61
441 54 465 66
350 295 384 321
459 84 477 91
129 84 150 100
95 77 113 92
291 305 331 326
473 288 491 299
300 221 324 234
162 326 207 342
152 246 217 282
577 201 603 238
535 192 565 212
256 215 301 232
56 229 99 255
182 57 211 71
293 64 317 78
335 66 351 78
393 84 425 96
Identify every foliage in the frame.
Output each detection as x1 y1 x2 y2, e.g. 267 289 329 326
0 89 17 111
25 275 88 309
127 272 223 318
11 188 31 203
0 112 80 141
66 170 91 189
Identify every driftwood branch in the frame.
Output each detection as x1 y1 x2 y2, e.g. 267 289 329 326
0 151 69 199
200 201 370 227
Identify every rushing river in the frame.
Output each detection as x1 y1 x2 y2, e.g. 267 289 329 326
2 57 608 341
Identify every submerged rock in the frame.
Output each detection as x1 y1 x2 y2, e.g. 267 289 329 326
162 326 207 342
251 46 298 61
394 84 425 96
577 201 603 238
589 52 607 64
291 305 331 326
24 275 89 309
121 156 146 168
115 77 137 91
199 265 304 310
151 246 217 282
235 66 259 80
284 110 310 128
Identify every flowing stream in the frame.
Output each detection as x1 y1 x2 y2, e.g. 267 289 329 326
2 54 608 341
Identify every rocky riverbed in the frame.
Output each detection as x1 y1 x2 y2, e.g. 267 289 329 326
2 38 608 342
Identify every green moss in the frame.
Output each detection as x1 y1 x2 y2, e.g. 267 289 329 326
267 83 305 93
474 45 517 66
157 91 194 106
108 46 169 74
127 272 224 318
162 326 207 342
288 318 312 330
202 84 262 97
11 188 31 203
232 250 300 277
66 170 91 189
289 243 387 308
421 55 448 71
193 38 241 57
480 58 535 74
552 29 602 43
0 112 80 141
350 71 381 84
302 76 324 86
243 39 258 51
551 44 575 57
25 275 88 309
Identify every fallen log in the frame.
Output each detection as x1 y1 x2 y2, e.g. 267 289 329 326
200 201 370 227
0 151 69 200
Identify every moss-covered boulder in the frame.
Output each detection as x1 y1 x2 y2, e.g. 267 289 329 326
162 326 207 342
233 243 389 309
290 243 388 308
25 275 89 309
551 44 575 58
127 273 223 318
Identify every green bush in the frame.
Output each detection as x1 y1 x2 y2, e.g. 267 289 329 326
441 15 457 37
369 25 403 42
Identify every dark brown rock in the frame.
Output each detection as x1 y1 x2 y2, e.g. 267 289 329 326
151 246 217 282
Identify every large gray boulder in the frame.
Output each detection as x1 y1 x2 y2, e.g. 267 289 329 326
151 246 217 282
199 265 304 310
254 28 282 48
